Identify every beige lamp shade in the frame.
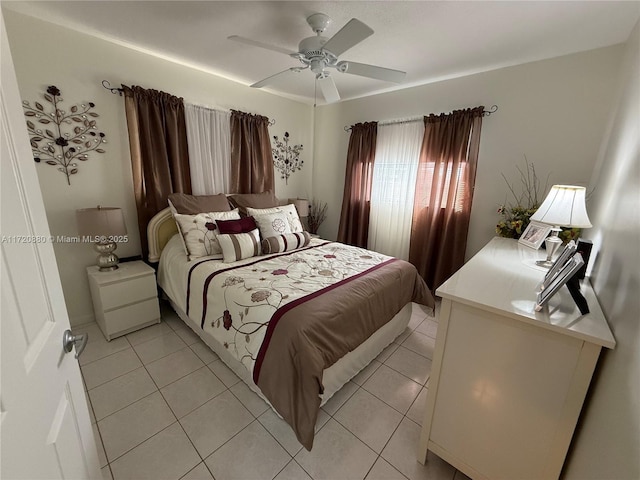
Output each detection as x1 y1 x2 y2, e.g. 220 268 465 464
76 207 127 237
530 185 592 228
289 198 310 218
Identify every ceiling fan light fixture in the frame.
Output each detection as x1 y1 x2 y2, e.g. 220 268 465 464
310 59 326 75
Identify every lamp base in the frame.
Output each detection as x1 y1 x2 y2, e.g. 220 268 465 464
94 240 120 271
535 229 563 269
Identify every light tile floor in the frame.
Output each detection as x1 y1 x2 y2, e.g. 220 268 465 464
79 300 471 480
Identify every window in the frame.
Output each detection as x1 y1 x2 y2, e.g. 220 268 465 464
367 122 424 260
414 160 468 212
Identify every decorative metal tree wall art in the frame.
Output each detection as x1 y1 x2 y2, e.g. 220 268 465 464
23 85 107 185
272 132 303 184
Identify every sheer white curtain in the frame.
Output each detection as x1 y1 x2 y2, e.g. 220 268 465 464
367 121 424 260
184 104 231 194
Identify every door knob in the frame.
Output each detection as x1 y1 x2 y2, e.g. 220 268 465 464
62 330 88 359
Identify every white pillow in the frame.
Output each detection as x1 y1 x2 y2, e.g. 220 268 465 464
247 204 303 233
173 209 240 260
217 229 262 263
253 212 292 238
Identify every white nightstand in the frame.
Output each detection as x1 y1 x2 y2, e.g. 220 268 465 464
87 261 161 341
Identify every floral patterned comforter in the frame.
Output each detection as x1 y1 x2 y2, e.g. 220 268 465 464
185 240 392 376
163 236 434 450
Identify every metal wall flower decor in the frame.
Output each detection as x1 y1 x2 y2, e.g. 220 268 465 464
272 132 303 184
23 85 107 185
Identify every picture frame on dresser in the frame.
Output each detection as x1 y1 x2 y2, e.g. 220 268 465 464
539 240 577 291
535 252 585 311
518 221 551 249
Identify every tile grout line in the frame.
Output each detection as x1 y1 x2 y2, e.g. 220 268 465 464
151 344 232 479
358 375 425 417
97 328 181 471
328 386 408 478
89 317 250 477
84 329 202 391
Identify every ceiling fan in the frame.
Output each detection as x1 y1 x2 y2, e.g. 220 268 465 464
228 13 406 104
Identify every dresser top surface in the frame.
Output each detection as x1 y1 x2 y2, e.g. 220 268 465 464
436 237 615 348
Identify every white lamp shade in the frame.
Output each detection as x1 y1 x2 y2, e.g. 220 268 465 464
76 207 127 237
530 185 592 228
289 198 309 218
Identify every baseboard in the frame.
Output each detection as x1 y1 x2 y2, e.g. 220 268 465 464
70 312 96 327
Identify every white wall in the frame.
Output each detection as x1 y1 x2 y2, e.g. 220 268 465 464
563 20 639 480
312 46 623 260
4 10 313 326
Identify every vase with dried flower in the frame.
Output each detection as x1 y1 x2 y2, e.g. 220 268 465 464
495 158 582 243
307 200 327 235
495 158 547 239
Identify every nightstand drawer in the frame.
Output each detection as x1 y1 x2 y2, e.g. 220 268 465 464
102 298 160 336
100 274 157 310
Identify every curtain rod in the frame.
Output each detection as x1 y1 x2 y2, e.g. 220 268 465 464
101 80 275 126
343 105 498 132
102 80 124 95
185 103 275 125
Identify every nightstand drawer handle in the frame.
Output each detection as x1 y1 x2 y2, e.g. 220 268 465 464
62 330 88 359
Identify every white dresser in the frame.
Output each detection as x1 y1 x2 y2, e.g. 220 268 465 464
418 237 615 480
87 260 161 340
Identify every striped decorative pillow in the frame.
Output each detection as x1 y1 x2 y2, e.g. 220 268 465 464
217 229 261 263
261 232 311 254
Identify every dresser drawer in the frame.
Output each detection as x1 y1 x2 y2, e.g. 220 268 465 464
100 274 157 310
102 298 160 337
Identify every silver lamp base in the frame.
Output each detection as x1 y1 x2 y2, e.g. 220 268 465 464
94 240 120 271
536 229 563 268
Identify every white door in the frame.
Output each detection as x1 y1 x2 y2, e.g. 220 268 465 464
0 12 101 480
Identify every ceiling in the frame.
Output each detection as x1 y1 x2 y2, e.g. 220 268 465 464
4 1 639 105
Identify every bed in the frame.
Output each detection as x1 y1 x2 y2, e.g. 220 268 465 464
148 206 435 450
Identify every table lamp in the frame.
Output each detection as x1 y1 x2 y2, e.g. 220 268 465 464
290 198 310 230
529 185 591 268
76 206 127 271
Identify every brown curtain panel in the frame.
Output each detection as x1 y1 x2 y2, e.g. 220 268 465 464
230 110 274 194
123 85 191 258
337 122 378 247
408 107 484 289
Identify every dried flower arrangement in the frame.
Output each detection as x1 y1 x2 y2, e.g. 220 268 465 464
23 85 106 185
496 158 548 239
272 132 303 184
307 200 328 235
495 158 582 243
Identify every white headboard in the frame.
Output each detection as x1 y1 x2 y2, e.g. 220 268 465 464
147 207 178 263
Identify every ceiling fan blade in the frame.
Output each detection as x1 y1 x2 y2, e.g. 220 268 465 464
317 75 340 104
338 61 406 83
228 35 297 56
322 18 373 57
251 67 304 88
